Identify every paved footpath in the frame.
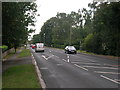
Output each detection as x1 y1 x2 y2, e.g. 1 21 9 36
2 47 32 72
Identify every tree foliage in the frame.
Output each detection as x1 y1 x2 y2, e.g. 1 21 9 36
32 1 120 56
2 2 37 52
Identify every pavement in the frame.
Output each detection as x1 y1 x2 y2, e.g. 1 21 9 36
2 47 32 72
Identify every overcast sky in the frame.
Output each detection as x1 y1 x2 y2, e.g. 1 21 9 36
31 0 93 37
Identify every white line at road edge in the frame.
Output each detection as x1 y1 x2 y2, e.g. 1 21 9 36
74 64 88 71
31 54 46 88
100 75 120 84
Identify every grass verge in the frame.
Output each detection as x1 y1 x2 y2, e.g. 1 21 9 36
2 64 41 88
18 49 31 58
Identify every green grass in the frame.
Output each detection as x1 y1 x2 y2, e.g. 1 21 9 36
2 64 41 88
18 49 31 58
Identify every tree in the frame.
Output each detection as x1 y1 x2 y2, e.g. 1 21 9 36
2 2 37 52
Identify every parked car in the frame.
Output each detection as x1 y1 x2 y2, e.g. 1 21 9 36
65 46 77 54
31 44 36 49
35 43 44 52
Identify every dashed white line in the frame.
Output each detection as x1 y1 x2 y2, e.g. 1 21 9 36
100 75 120 84
95 71 120 74
74 64 88 71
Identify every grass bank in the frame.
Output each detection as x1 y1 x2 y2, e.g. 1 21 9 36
2 64 41 88
17 49 31 58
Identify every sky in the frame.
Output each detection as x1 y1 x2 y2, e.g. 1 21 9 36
30 0 93 38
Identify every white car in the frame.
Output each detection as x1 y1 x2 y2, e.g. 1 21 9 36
35 43 44 52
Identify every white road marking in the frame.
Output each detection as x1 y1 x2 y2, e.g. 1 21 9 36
114 79 120 82
71 62 101 65
67 54 70 62
74 64 88 71
47 55 54 59
62 59 67 62
83 66 118 70
95 71 120 74
54 55 59 58
100 75 120 84
40 67 48 70
49 51 51 52
56 64 63 66
71 62 80 63
41 55 48 60
67 59 70 62
67 54 69 58
41 55 54 60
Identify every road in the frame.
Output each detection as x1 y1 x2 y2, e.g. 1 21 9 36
30 47 119 88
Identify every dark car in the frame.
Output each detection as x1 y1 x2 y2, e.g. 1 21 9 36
65 46 77 54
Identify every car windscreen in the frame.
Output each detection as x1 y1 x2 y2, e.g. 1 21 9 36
68 46 75 50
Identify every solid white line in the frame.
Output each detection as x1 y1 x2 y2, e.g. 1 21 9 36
31 54 46 88
83 66 118 69
95 71 120 74
100 75 120 84
74 64 88 71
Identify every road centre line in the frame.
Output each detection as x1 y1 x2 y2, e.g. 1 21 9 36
100 75 120 84
74 64 88 71
83 66 118 69
94 71 120 74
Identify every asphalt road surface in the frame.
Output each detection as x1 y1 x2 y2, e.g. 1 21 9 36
30 47 119 88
